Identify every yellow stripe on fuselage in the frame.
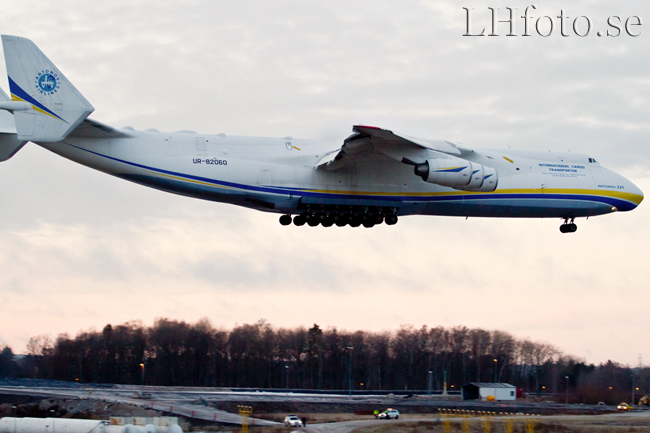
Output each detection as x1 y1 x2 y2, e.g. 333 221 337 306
289 187 643 204
143 168 643 205
152 171 236 190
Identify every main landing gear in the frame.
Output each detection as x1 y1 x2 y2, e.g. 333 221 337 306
278 208 399 228
560 218 577 234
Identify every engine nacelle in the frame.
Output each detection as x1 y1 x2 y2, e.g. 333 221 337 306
414 158 498 192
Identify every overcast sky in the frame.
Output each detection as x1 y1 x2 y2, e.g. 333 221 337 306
0 0 649 367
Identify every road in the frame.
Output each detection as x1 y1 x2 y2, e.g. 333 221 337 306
0 385 281 427
1 382 647 432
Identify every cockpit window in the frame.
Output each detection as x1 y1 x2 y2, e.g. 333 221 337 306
588 157 597 163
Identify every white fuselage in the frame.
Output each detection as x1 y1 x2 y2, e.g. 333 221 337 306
38 128 643 219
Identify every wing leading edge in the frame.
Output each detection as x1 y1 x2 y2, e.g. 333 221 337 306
316 125 462 171
317 125 498 193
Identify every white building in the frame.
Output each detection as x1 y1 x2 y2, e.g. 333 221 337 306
462 382 517 401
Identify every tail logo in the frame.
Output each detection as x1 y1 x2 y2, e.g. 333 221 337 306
35 70 59 95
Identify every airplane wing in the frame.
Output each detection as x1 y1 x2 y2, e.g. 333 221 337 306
68 118 134 139
317 125 462 170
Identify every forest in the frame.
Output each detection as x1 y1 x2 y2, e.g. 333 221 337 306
0 318 647 405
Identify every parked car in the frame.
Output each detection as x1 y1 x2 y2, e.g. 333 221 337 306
375 408 400 419
617 402 633 411
284 415 303 427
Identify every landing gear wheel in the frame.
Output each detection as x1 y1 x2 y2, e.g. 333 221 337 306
293 215 306 226
279 214 292 226
385 214 398 225
559 218 577 234
314 212 326 224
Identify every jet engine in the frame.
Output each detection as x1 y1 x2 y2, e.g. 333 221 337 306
414 158 498 192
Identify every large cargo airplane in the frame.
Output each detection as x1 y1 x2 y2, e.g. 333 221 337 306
0 35 643 232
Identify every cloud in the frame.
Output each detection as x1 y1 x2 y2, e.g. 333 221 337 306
0 0 648 365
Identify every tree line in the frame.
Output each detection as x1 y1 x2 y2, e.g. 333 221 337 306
1 318 648 405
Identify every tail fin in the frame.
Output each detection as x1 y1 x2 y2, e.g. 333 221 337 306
1 35 94 142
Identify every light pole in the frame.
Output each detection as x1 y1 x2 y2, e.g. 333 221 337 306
632 374 636 404
285 365 289 390
565 376 569 405
348 346 354 397
493 359 498 383
428 371 433 395
140 363 145 386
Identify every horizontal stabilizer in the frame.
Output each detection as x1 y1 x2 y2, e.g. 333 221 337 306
0 132 27 161
0 87 27 161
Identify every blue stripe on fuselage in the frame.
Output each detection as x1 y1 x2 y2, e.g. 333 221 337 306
63 142 637 212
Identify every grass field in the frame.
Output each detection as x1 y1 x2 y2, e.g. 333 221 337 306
352 414 650 433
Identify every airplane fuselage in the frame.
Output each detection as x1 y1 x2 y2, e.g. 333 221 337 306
39 128 643 220
0 34 642 231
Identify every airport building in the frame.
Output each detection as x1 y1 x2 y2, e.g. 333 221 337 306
462 383 517 401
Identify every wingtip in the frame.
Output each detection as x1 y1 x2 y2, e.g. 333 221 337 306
353 125 383 130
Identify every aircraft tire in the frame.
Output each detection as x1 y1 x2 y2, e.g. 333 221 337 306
293 216 306 226
279 215 292 226
308 218 320 227
560 223 577 233
322 217 334 227
385 214 398 225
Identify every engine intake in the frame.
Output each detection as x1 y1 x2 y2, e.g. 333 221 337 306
414 158 498 192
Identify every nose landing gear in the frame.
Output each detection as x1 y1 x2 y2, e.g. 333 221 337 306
560 218 577 234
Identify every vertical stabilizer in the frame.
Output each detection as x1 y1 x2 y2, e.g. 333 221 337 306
1 35 94 142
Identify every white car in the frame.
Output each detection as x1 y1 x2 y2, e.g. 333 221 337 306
284 415 303 427
376 408 400 419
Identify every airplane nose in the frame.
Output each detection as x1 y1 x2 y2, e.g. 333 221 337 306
619 176 643 211
629 180 644 207
598 169 643 212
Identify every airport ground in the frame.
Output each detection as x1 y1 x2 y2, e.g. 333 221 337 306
0 381 649 432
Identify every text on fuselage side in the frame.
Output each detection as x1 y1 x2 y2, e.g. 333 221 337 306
539 163 585 173
193 158 228 165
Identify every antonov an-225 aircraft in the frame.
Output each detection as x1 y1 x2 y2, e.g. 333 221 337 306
0 36 643 233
